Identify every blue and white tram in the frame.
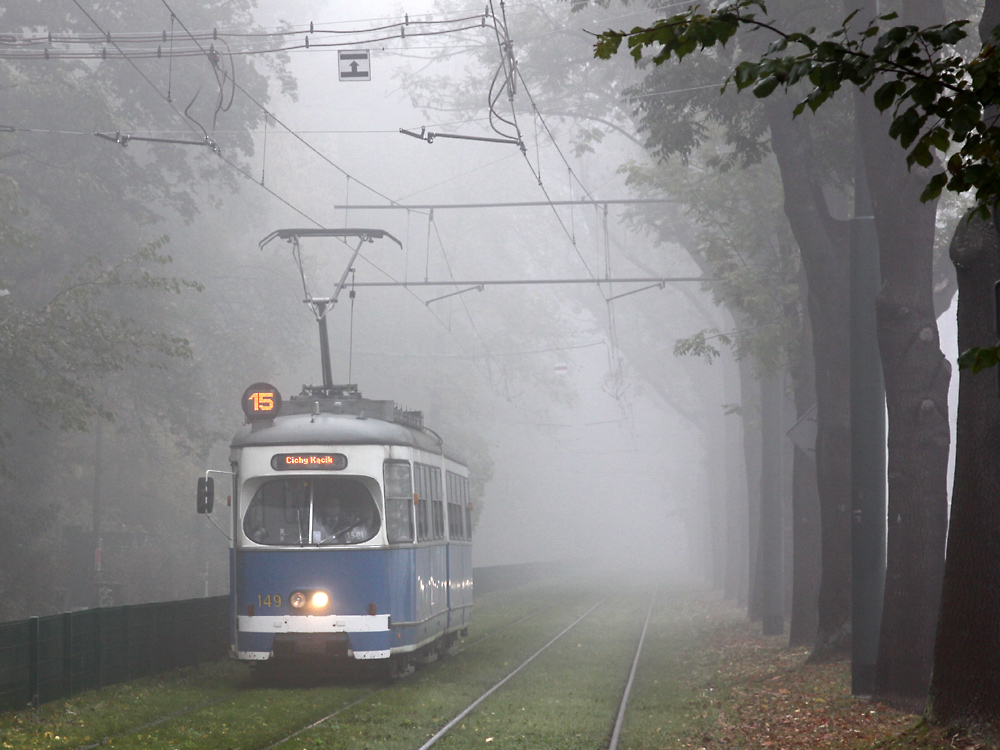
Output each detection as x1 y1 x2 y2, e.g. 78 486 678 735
198 382 473 670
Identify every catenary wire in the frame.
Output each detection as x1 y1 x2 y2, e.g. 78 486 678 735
66 0 498 385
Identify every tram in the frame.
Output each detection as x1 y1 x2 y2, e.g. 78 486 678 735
197 229 473 672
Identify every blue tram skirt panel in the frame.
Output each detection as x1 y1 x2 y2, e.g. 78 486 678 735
233 543 470 661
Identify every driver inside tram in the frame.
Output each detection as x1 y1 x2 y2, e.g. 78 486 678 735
312 481 375 544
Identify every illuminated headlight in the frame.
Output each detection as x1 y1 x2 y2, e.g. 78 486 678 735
311 591 330 608
290 591 307 608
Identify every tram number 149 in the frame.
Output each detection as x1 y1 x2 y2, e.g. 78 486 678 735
258 594 282 608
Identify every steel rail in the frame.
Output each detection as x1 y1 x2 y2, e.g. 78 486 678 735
608 587 658 750
350 277 711 287
260 591 582 750
334 198 671 209
71 690 247 750
418 598 607 750
262 691 379 750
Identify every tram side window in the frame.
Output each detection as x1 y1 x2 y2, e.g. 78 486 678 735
415 463 432 542
447 471 465 541
426 466 441 540
462 476 473 539
383 461 414 544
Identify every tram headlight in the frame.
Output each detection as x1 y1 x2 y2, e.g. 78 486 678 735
311 591 330 608
289 589 329 610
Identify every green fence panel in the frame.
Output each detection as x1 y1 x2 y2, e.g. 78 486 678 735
0 595 228 714
0 620 31 712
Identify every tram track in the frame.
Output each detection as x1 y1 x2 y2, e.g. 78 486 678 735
58 580 577 750
276 582 657 750
259 590 581 750
412 586 658 750
416 598 608 750
12 577 660 750
608 586 657 750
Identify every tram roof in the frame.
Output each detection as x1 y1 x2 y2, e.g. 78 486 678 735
231 412 465 464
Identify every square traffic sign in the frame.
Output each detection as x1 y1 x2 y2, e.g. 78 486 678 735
339 50 371 81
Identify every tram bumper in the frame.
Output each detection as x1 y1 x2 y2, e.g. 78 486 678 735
236 614 392 660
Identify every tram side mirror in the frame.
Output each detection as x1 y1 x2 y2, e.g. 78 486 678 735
197 477 215 514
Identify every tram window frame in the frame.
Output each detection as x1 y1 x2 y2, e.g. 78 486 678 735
383 460 414 544
414 463 431 542
447 471 465 540
462 476 472 540
430 466 444 540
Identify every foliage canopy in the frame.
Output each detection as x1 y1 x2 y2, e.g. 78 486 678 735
594 0 1000 218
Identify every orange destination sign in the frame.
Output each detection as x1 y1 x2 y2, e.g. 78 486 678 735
271 454 348 471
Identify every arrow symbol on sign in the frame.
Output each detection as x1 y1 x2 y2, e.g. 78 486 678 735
350 61 359 73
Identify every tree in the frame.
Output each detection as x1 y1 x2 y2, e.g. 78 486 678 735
0 0 293 616
927 1 1000 735
593 0 999 719
611 0 858 659
404 0 834 634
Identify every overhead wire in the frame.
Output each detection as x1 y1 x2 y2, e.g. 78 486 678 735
481 0 598 282
0 12 493 46
429 215 511 397
157 2 522 397
489 17 641 414
64 0 499 389
61 0 621 401
160 0 398 209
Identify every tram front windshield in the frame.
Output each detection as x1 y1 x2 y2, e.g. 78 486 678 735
243 477 381 546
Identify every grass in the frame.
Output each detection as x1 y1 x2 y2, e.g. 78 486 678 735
0 577 591 750
3 577 995 750
0 659 250 749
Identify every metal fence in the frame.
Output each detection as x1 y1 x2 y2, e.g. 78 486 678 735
0 596 228 712
0 562 573 713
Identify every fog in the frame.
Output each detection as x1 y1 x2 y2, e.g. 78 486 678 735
211 0 711 573
0 0 966 624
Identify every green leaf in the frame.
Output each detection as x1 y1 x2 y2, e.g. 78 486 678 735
873 80 901 112
958 346 1000 373
752 76 780 98
919 173 948 203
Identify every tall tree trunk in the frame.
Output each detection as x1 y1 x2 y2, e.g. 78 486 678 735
848 0 950 713
789 276 821 647
766 99 853 660
708 377 729 591
928 3 1000 733
723 350 750 606
927 214 1000 731
759 372 785 635
741 357 764 622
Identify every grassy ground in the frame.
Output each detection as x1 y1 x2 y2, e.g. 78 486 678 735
1 578 995 749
